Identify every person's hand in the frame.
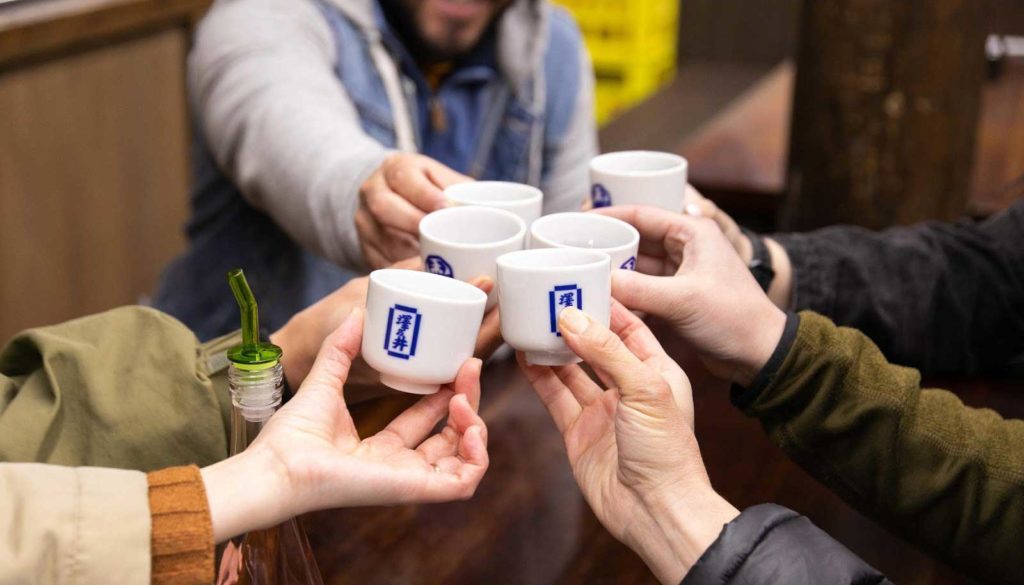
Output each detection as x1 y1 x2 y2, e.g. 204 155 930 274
355 153 472 269
604 189 794 308
271 257 501 395
683 187 750 261
519 302 738 584
202 308 490 543
593 207 788 385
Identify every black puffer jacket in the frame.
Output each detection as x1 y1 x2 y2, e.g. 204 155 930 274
682 504 892 585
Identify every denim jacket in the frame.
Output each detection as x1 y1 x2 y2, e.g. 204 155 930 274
154 0 596 339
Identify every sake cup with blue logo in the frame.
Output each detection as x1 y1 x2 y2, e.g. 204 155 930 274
444 181 544 227
529 212 640 272
496 249 611 366
419 206 527 310
363 269 487 395
589 151 688 212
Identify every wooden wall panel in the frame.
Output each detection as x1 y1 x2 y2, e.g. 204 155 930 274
0 28 190 341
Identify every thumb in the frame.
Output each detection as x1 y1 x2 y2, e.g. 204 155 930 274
611 270 678 316
299 307 365 404
557 307 666 408
425 161 473 189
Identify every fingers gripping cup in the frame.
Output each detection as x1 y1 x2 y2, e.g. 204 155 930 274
363 269 487 395
497 249 611 366
529 212 640 271
589 151 688 212
444 181 544 227
419 206 527 310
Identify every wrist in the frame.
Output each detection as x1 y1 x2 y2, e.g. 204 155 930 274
200 444 294 543
732 304 787 388
764 238 794 310
631 484 740 584
270 318 314 391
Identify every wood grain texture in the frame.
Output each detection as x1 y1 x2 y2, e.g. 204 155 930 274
0 28 190 341
784 0 988 230
308 324 1007 584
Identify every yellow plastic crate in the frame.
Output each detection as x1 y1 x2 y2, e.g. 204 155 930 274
554 0 679 123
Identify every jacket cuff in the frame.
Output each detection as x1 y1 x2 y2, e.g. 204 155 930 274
730 311 801 410
148 465 214 585
770 232 834 313
681 504 801 584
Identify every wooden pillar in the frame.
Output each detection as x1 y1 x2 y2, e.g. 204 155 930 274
783 0 988 230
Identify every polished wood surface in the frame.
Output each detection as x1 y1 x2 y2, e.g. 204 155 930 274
675 59 1024 223
598 61 772 149
307 326 1015 584
0 0 209 68
784 0 988 230
0 28 190 341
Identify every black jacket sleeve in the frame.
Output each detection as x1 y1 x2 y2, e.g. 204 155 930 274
682 504 891 585
771 200 1024 376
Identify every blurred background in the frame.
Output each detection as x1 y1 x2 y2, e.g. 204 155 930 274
0 0 1021 341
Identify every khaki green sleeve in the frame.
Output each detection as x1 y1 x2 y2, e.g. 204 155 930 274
0 306 238 471
744 311 1024 585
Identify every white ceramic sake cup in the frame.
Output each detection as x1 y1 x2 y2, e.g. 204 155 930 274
496 248 611 366
362 269 487 395
529 212 640 271
419 206 527 310
444 181 544 226
589 151 689 212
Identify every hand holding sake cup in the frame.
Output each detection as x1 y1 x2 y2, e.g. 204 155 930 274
363 269 487 395
496 248 611 366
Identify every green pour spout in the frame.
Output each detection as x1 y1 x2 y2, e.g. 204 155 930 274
226 268 282 369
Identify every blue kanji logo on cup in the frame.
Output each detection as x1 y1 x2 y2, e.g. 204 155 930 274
425 255 454 278
385 304 422 360
620 256 637 271
549 284 583 336
591 183 612 208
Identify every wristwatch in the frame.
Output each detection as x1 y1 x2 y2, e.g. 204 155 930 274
740 227 775 292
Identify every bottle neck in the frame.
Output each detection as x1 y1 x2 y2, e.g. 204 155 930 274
227 363 284 456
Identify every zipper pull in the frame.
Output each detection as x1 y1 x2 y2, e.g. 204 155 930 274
430 98 448 133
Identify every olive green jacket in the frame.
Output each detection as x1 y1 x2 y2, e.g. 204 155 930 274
744 311 1024 585
0 306 238 471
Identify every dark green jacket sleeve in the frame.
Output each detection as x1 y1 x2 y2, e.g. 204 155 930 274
0 306 239 471
742 311 1024 585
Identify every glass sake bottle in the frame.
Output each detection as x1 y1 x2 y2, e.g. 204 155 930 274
216 269 325 585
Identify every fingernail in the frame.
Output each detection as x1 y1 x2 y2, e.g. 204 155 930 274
684 203 702 217
558 307 590 335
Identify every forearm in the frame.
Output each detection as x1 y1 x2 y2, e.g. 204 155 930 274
770 203 1024 374
201 446 292 543
743 311 1024 585
191 0 385 270
538 44 598 214
682 504 891 585
0 307 230 469
626 486 739 584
